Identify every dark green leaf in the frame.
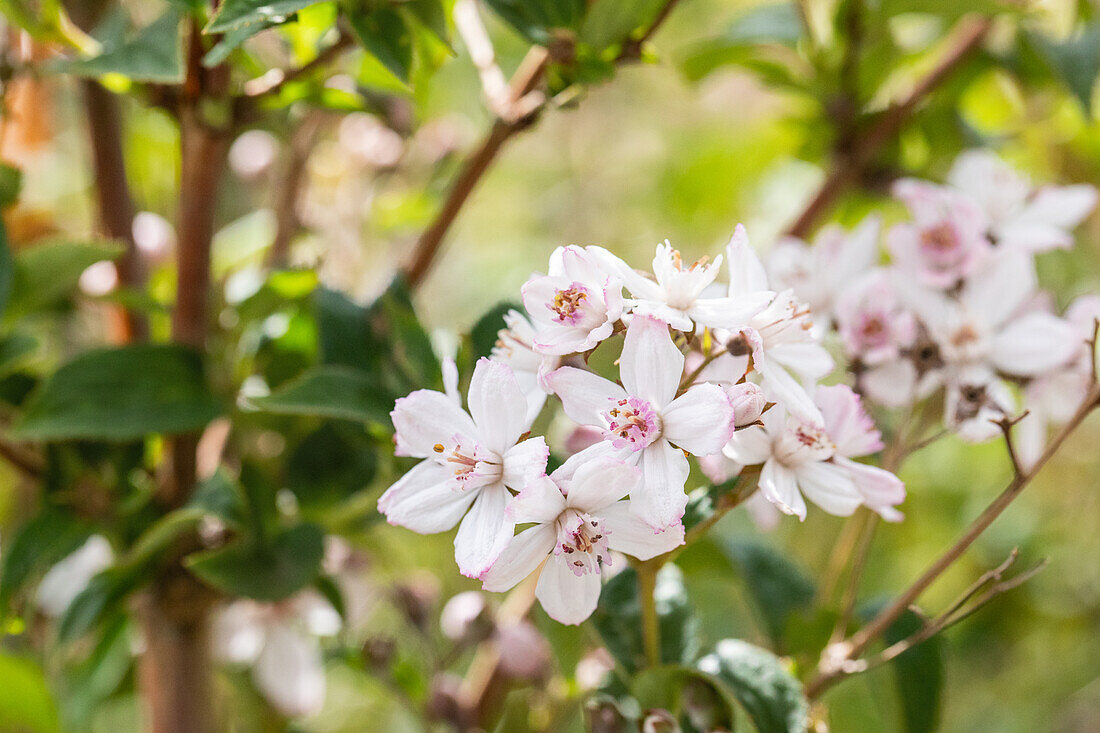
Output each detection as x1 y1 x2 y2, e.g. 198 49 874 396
0 164 22 208
681 475 742 533
348 6 415 82
698 639 809 733
580 0 665 50
248 364 392 424
883 608 944 733
65 11 184 83
715 538 815 648
591 564 699 675
1025 21 1100 110
483 0 586 45
125 508 204 567
369 276 441 391
315 287 374 369
0 510 90 611
631 665 737 731
406 0 449 44
189 470 249 527
185 523 325 601
0 653 60 732
203 19 277 66
206 0 320 33
58 566 142 642
679 3 803 82
0 333 36 377
0 219 11 317
12 344 223 442
286 421 377 507
6 238 123 318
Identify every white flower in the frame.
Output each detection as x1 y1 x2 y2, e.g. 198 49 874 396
36 535 113 618
947 150 1097 253
482 456 683 624
768 216 881 323
521 245 623 355
490 309 560 423
379 358 549 578
212 592 340 718
590 240 771 331
724 386 904 521
546 315 735 529
889 179 991 288
835 269 917 367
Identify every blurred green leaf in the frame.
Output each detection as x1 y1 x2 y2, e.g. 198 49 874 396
0 653 60 732
348 6 414 82
0 164 22 208
58 566 142 642
580 0 664 50
203 19 277 66
483 0 586 45
406 0 449 45
248 364 392 424
0 510 90 612
286 421 377 507
468 301 520 361
0 333 36 377
185 522 325 601
7 238 122 318
65 11 184 83
315 287 374 369
12 344 223 442
681 475 742 533
62 614 133 728
592 564 699 675
698 639 809 733
206 0 319 33
679 3 803 82
631 665 737 730
0 220 11 318
125 508 205 567
189 470 249 527
1025 21 1100 111
882 608 944 733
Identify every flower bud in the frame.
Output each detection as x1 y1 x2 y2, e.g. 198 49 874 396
726 382 765 426
496 620 551 681
440 590 489 641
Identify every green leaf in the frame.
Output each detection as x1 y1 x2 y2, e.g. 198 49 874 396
203 19 277 66
0 333 35 377
406 0 449 45
0 510 90 612
286 421 377 507
1025 21 1100 111
0 653 60 732
7 238 123 318
631 665 737 731
0 163 22 208
698 639 810 733
189 470 249 527
185 523 325 601
591 564 699 675
58 566 142 642
468 301 521 361
883 609 944 733
12 344 223 442
315 287 374 369
679 3 803 82
714 538 815 648
0 219 11 317
348 6 414 83
206 0 321 33
65 11 184 83
483 0 586 45
125 508 205 567
248 364 392 424
580 0 665 50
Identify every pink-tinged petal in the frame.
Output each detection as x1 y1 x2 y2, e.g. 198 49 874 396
391 389 476 458
792 461 862 517
1017 185 1097 230
755 354 823 424
815 384 883 458
632 439 690 529
628 300 695 331
688 292 774 330
507 475 567 525
698 452 742 484
996 222 1072 253
586 245 663 301
768 343 834 380
835 457 905 520
454 483 515 578
378 461 477 533
551 440 634 484
565 457 642 512
535 555 602 625
990 311 1079 376
502 437 549 492
481 525 555 592
663 383 735 456
759 458 807 520
468 358 529 455
620 316 682 406
545 366 626 426
601 502 684 560
960 250 1036 330
722 424 772 465
726 224 770 296
253 624 326 718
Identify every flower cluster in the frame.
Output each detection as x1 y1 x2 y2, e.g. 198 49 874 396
380 226 908 624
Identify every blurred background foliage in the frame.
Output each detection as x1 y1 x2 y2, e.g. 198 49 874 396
0 0 1098 731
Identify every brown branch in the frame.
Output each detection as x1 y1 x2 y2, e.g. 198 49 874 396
805 384 1100 700
266 111 327 268
0 435 44 478
785 14 992 239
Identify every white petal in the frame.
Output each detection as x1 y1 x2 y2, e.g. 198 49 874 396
620 316 682 406
535 555 602 625
755 355 823 424
1017 185 1097 230
758 458 807 520
815 384 882 458
586 245 663 301
768 343 834 381
211 602 265 664
481 525 555 592
254 624 326 718
551 440 631 483
545 366 625 426
960 251 1036 329
688 293 773 330
990 311 1079 376
507 475 566 525
565 457 642 512
628 300 696 332
726 224 770 295
454 483 515 578
860 361 919 408
468 358 529 454
391 389 476 458
378 461 476 533
602 502 684 560
835 457 905 519
722 424 772 465
35 535 114 618
794 461 862 517
501 436 549 491
663 383 735 456
632 439 690 529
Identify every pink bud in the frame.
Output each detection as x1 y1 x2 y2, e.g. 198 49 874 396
564 425 604 455
726 382 765 426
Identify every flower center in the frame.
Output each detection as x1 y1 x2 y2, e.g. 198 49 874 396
776 421 835 464
602 396 662 451
921 222 958 253
432 435 499 489
549 283 591 325
555 509 612 577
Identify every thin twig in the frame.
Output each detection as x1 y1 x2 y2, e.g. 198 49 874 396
785 14 992 239
267 111 328 268
993 411 1030 477
243 31 354 100
0 436 44 478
